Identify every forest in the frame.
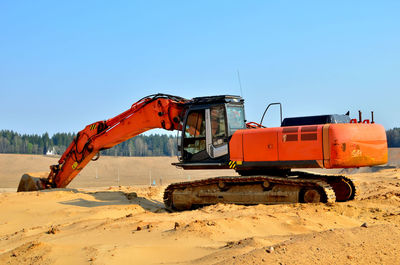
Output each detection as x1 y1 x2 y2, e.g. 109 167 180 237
0 130 178 156
0 128 399 156
386 128 400 148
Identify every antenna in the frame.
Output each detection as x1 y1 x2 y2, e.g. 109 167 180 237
237 70 243 97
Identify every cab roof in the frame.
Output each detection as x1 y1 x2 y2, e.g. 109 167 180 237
191 95 243 105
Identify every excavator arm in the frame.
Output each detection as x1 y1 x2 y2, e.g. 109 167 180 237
18 94 188 191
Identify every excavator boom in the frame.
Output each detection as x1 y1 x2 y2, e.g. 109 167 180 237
18 94 188 191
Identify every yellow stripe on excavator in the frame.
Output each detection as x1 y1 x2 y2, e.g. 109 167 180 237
229 161 237 169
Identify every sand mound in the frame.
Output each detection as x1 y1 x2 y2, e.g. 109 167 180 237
199 224 400 265
0 241 51 265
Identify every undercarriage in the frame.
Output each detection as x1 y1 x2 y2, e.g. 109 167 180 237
163 172 356 211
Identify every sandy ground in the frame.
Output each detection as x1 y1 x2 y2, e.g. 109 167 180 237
0 150 399 264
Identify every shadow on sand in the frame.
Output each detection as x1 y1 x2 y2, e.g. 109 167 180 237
54 188 166 213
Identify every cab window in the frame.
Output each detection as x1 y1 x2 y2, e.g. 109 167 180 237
210 105 227 147
183 110 206 155
226 105 246 135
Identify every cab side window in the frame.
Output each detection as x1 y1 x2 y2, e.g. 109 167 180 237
183 110 206 155
210 106 227 147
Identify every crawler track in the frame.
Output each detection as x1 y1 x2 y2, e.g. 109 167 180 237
163 172 356 211
291 171 358 201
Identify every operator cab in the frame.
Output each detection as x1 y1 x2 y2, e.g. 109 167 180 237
175 95 245 169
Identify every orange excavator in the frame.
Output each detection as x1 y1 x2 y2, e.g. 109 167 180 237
17 94 388 210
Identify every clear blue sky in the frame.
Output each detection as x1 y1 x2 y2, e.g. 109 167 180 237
1 1 399 135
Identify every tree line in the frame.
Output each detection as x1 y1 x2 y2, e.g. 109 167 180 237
0 130 178 156
386 128 400 148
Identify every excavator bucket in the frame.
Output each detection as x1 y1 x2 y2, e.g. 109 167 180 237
17 172 49 192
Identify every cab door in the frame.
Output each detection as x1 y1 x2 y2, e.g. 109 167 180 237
181 109 208 162
205 105 229 158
